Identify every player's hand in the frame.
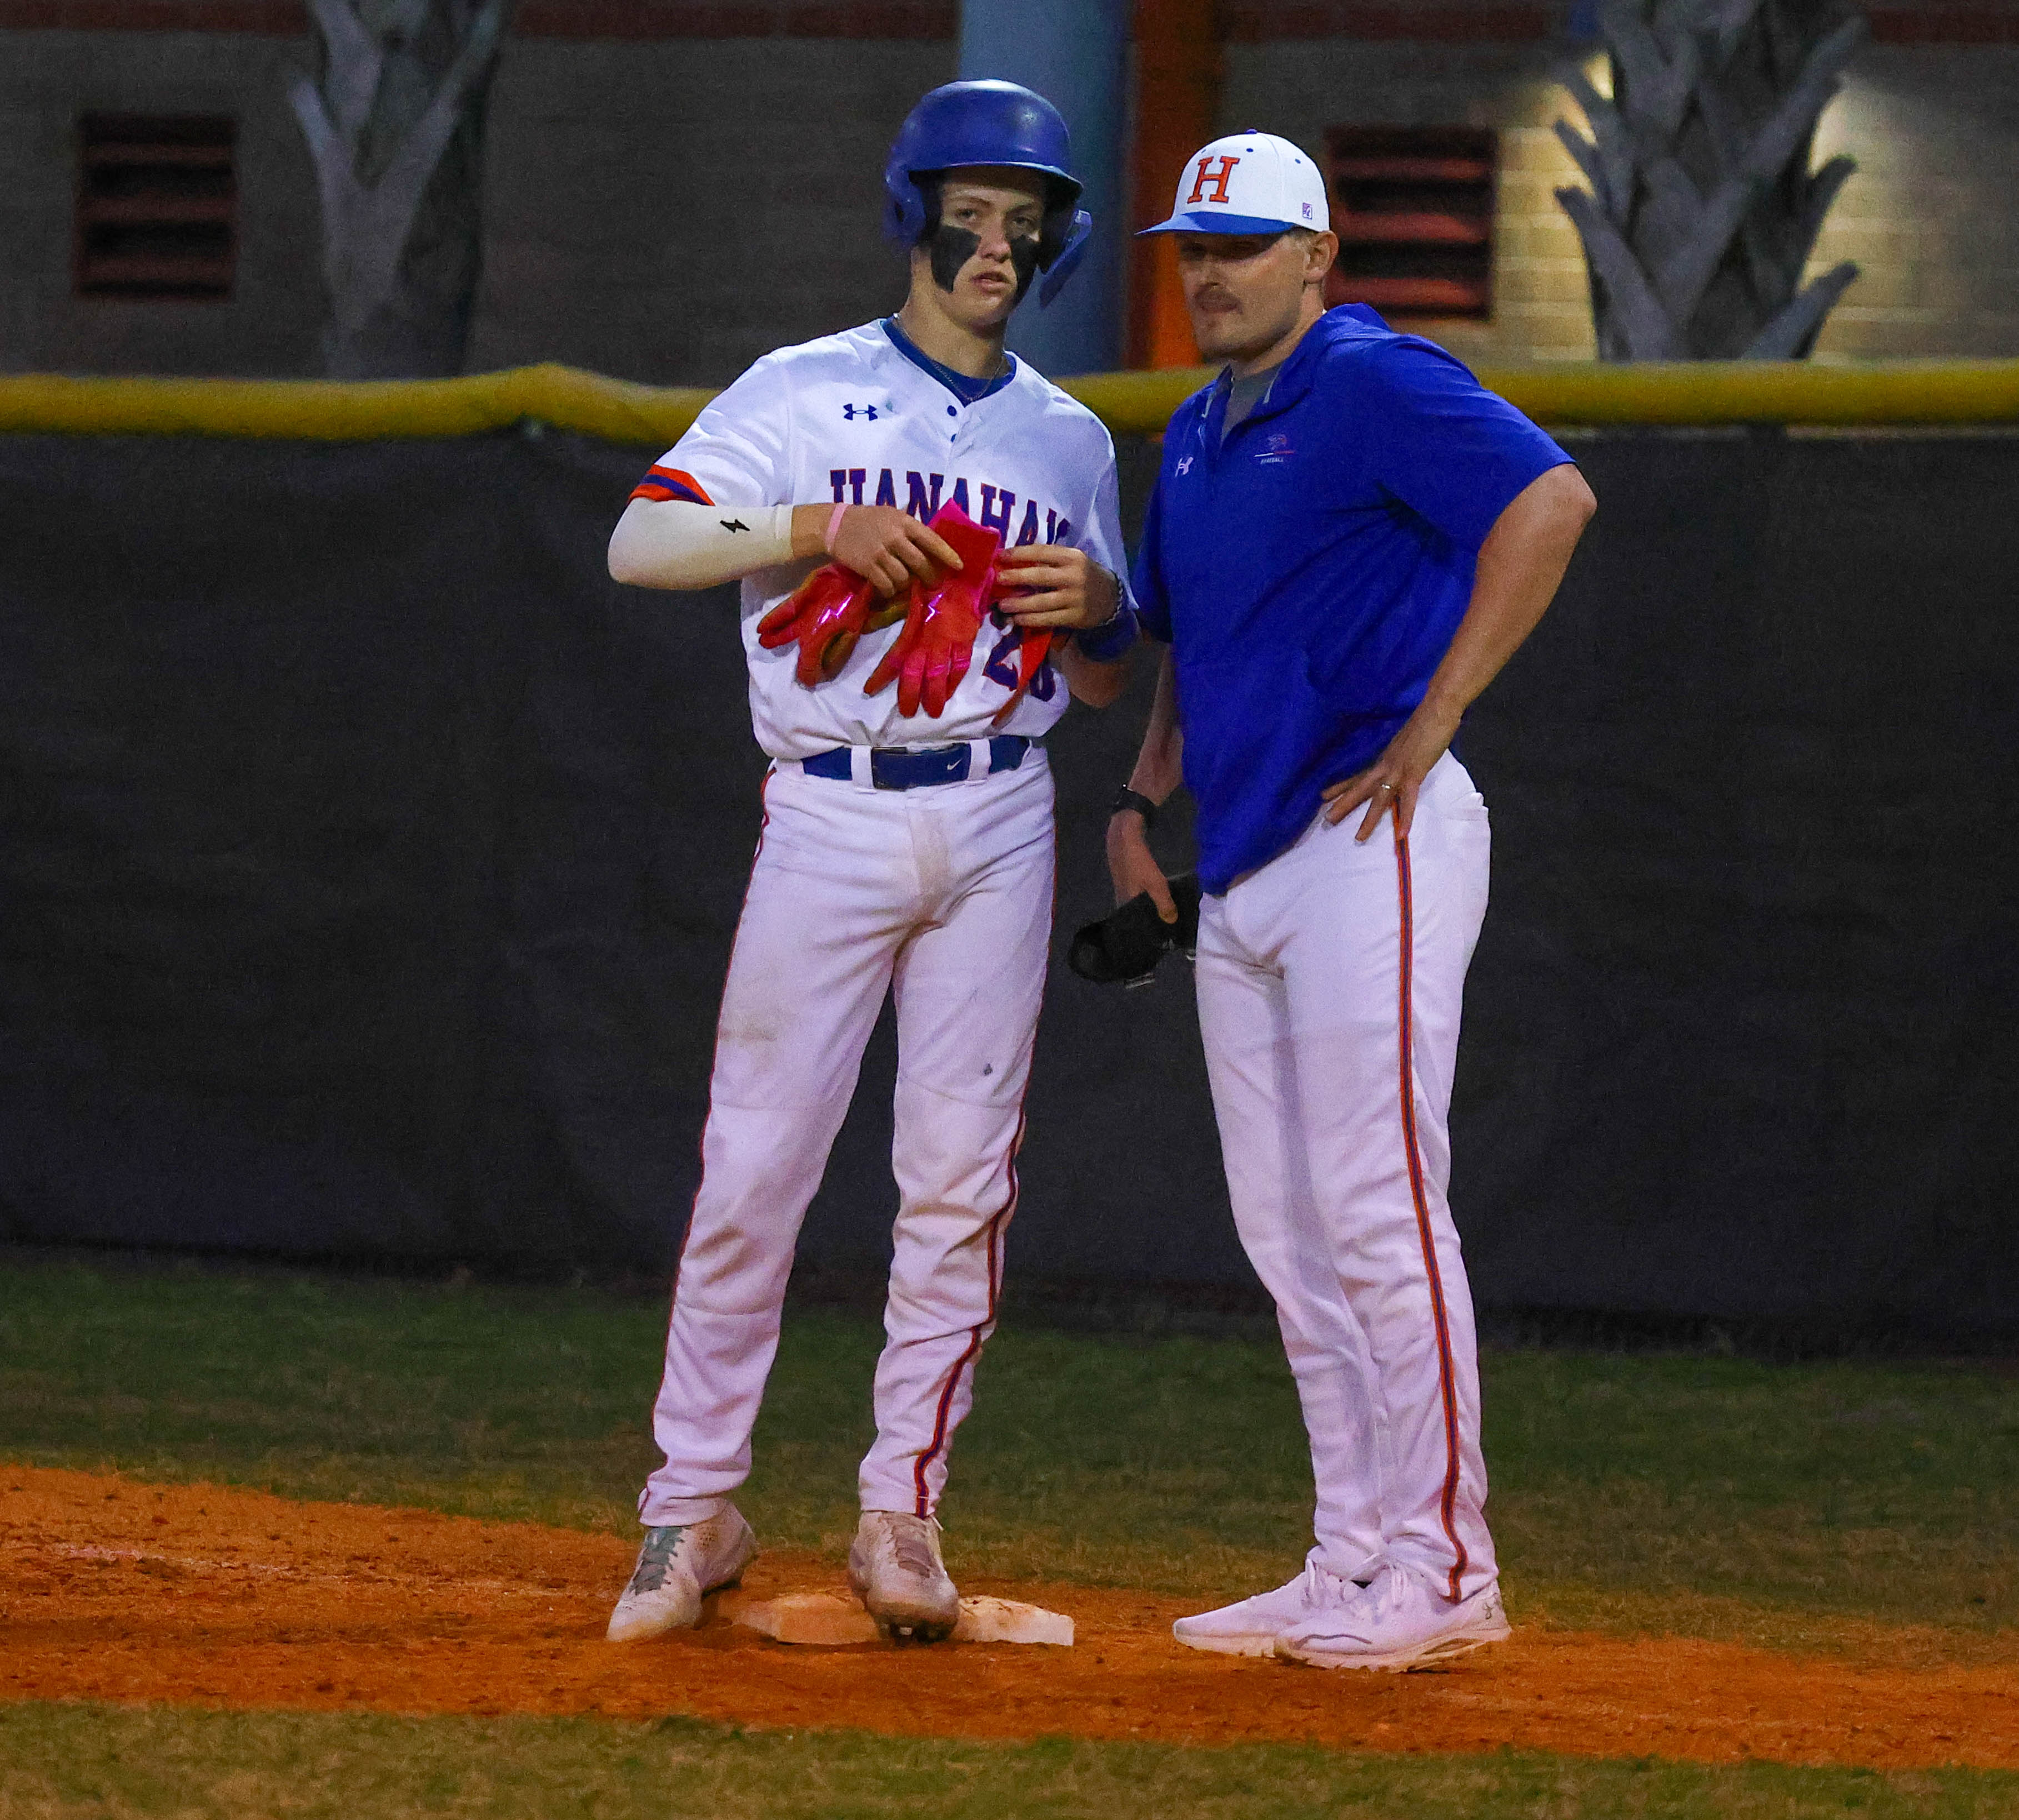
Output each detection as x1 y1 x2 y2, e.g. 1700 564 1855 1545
994 546 1119 632
1321 697 1464 843
1106 810 1178 923
829 505 964 597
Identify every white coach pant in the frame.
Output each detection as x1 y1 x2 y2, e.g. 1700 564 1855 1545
1195 752 1496 1602
639 753 1054 1528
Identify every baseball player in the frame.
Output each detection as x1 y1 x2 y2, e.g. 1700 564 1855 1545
602 81 1137 1645
1109 132 1595 1669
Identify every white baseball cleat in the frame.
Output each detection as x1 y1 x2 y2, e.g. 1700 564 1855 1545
1273 1559 1510 1671
1172 1558 1364 1657
605 1506 759 1643
848 1511 960 1642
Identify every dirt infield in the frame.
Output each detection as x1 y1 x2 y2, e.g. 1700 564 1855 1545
3 1469 2013 1771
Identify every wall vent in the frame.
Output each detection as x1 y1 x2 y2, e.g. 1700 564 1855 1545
77 114 237 301
1324 125 1496 320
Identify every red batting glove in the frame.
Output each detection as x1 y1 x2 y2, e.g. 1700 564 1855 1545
755 562 888 687
862 503 1003 718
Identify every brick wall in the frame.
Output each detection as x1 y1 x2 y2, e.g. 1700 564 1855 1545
1221 35 2019 363
470 36 953 383
1809 51 2019 356
0 26 953 382
0 31 321 375
2 13 2013 378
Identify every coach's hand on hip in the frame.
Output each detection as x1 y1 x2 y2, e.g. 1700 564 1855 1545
1321 696 1464 844
994 545 1120 631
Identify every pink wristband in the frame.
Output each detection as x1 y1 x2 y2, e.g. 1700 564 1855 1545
824 502 849 552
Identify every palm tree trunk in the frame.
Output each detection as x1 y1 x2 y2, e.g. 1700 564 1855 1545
289 0 517 378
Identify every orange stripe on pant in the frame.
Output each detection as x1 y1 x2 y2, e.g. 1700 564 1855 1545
1392 824 1470 1603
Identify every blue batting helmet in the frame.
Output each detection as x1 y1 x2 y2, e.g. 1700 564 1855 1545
883 80 1093 307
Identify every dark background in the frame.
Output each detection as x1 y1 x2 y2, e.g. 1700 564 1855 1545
1 427 2013 1342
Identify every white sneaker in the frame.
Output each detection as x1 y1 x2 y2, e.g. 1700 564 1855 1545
1274 1560 1510 1671
848 1511 960 1642
1172 1558 1362 1657
605 1506 758 1642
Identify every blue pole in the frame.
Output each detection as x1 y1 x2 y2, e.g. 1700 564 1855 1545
959 0 1129 378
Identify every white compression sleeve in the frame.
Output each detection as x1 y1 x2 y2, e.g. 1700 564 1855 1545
607 499 796 591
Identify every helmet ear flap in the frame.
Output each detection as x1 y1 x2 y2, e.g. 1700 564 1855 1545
1034 176 1086 276
1038 202 1069 271
1038 209 1092 307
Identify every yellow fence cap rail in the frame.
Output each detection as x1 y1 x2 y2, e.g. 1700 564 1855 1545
1479 358 2019 426
1063 358 2019 430
0 364 714 444
2 357 2018 442
1058 366 1218 436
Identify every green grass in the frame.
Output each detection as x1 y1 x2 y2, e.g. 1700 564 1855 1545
1 1254 2014 1647
5 1257 2015 1818
3 1704 2016 1820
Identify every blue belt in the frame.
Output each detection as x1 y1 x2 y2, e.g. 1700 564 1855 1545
801 735 1035 791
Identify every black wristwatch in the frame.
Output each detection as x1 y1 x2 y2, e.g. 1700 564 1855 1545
1110 786 1159 831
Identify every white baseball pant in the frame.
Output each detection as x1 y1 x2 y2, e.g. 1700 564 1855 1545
1195 751 1496 1601
639 752 1054 1528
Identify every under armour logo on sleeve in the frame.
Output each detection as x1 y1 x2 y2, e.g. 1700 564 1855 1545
843 403 880 421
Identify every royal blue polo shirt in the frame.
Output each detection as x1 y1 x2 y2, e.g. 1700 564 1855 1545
1132 304 1574 894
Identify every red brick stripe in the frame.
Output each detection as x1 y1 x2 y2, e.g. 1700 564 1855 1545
1224 0 2019 41
0 0 957 32
518 0 954 36
1869 4 2019 41
1392 826 1469 1605
0 1 303 28
1221 3 1552 39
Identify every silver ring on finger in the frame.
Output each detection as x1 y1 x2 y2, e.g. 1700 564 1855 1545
1376 781 1397 794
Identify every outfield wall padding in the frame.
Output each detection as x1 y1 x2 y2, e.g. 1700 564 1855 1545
4 358 2019 444
0 427 2013 1339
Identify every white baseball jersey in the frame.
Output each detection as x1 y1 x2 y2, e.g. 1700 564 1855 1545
641 319 1129 755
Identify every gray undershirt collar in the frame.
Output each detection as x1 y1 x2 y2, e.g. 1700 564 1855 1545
1220 358 1285 444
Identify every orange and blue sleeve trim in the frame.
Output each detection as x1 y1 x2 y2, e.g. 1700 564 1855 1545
629 465 714 507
